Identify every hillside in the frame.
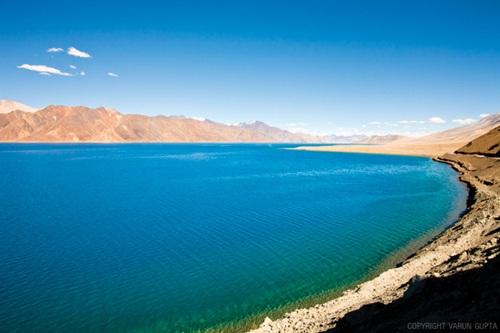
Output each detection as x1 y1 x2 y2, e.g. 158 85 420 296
294 113 500 157
456 125 500 157
394 114 500 146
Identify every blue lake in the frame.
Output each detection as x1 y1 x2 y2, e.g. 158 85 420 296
0 144 467 332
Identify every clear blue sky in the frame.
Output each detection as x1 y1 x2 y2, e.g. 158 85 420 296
1 0 499 136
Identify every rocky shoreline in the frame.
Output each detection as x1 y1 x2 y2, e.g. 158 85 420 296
248 152 499 333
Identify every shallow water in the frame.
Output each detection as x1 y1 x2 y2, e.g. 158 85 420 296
0 144 467 332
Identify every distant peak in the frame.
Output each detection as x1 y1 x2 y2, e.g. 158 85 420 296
239 120 271 128
104 107 119 113
478 112 500 123
0 99 38 114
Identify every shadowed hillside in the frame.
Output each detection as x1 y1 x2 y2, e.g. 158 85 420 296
328 255 500 333
456 125 500 157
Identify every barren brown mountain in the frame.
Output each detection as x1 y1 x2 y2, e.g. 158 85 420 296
0 104 321 143
456 125 500 157
239 121 317 142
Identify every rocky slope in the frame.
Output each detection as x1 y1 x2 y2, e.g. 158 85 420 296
456 125 500 157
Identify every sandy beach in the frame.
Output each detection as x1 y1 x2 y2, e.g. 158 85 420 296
291 143 464 158
249 147 499 332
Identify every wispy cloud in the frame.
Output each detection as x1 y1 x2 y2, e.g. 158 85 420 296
17 64 72 76
452 118 476 125
107 72 119 77
80 71 86 76
69 64 77 69
364 117 446 134
397 120 425 124
47 47 64 53
428 116 446 124
479 113 490 118
67 47 91 58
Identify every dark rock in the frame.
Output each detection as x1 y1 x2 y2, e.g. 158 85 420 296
326 256 500 333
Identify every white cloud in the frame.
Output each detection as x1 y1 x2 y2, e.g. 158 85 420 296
47 47 64 53
17 64 72 76
452 118 476 125
479 113 490 118
67 46 91 58
369 121 381 125
80 71 86 76
107 72 119 77
339 126 432 138
398 120 428 125
69 65 77 69
39 72 51 76
428 117 446 124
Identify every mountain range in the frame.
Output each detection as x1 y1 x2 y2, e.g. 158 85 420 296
1 99 497 146
0 100 393 143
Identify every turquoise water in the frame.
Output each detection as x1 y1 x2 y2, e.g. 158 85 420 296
0 144 466 332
